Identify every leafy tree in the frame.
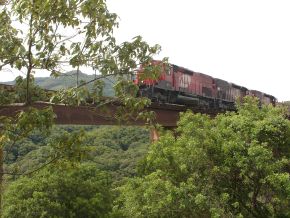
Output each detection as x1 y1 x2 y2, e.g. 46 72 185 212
0 0 163 105
0 107 55 213
0 0 163 213
117 97 290 218
86 126 149 151
2 163 114 218
0 76 51 105
4 125 150 187
3 123 91 179
84 126 149 183
0 0 165 215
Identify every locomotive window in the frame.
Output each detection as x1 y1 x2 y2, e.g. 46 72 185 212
165 66 171 75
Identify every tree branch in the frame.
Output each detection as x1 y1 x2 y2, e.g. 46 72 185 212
26 1 35 105
1 156 59 176
76 71 134 89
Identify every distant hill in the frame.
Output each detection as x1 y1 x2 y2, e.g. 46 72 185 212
4 71 115 96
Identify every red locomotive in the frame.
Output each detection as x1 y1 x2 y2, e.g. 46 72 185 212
134 61 276 110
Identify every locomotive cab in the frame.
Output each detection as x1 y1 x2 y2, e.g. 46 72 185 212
135 61 175 102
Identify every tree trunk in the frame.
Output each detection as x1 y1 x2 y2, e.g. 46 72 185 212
26 68 31 105
150 128 159 142
26 3 34 105
0 146 3 214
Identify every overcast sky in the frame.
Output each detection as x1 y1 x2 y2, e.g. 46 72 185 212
1 0 289 101
107 0 290 101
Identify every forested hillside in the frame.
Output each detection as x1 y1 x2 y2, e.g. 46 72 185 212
4 71 115 96
4 125 149 185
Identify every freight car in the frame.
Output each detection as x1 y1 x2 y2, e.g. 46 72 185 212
135 62 276 110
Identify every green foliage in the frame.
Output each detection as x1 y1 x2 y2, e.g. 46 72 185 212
138 59 169 81
91 80 105 103
86 126 149 151
0 107 56 215
3 124 91 179
117 97 290 217
0 0 164 108
0 107 55 145
85 126 149 183
0 88 13 105
0 0 166 129
4 125 149 185
2 124 149 217
4 71 115 96
1 0 117 72
0 1 167 215
0 76 50 105
13 76 49 103
5 146 52 178
48 128 89 162
50 86 89 106
2 163 113 218
113 79 155 125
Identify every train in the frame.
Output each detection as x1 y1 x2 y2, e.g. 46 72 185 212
134 61 276 110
